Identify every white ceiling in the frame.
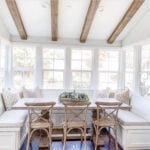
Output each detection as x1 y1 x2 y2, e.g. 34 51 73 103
0 0 149 42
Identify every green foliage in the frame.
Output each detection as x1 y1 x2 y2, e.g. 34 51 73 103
59 91 89 102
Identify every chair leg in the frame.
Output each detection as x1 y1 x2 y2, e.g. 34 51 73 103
84 127 87 150
63 128 67 150
94 126 99 150
108 127 110 147
26 129 35 150
26 133 30 150
49 127 52 150
113 127 118 150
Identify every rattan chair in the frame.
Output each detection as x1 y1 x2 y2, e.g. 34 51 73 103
25 102 56 150
93 101 122 150
62 101 91 150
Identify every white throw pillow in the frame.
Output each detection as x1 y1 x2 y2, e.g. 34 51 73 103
23 87 42 98
2 90 20 110
97 87 110 98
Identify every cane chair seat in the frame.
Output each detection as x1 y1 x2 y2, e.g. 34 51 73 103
25 102 56 150
93 118 115 127
93 101 122 150
31 121 53 129
62 120 86 128
62 101 91 150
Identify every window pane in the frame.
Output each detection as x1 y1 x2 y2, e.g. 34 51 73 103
43 48 65 70
0 45 5 90
141 59 150 71
141 47 150 71
99 51 119 71
43 59 53 69
43 49 54 59
71 50 92 71
72 72 91 89
13 47 35 89
54 50 65 59
72 60 81 70
13 47 35 68
140 72 150 96
125 73 133 89
42 48 65 89
99 73 118 89
72 50 82 60
126 51 134 71
141 46 150 96
13 71 34 89
82 60 91 70
125 49 134 90
43 71 53 82
71 49 92 89
54 60 64 69
98 50 119 89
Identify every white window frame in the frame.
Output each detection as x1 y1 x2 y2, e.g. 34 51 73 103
98 49 120 90
12 45 36 89
42 47 66 89
71 48 93 89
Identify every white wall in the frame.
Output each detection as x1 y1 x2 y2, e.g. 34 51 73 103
0 16 9 40
123 9 150 46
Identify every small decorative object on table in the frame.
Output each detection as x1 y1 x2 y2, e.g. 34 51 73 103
59 90 89 102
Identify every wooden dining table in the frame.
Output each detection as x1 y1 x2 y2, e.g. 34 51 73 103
12 97 131 110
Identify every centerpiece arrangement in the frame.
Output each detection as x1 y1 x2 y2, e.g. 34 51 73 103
59 90 89 103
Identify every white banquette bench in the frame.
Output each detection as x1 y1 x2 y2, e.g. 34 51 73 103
0 88 150 150
0 93 28 150
117 94 150 150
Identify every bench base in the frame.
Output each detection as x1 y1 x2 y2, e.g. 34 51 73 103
116 125 150 150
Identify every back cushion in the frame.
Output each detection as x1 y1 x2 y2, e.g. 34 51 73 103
94 88 110 99
23 87 42 98
131 95 150 121
0 94 5 115
2 90 20 110
115 89 130 105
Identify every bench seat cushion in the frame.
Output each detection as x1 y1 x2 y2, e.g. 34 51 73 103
118 110 149 126
0 110 28 127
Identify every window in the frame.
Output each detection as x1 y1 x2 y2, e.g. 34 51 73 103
13 47 36 89
71 49 92 89
0 42 5 90
140 45 150 96
98 50 119 89
42 48 65 89
125 49 134 89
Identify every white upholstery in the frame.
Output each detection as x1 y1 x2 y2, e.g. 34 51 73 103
131 95 150 121
116 94 150 150
0 110 28 127
0 96 28 150
23 87 42 98
118 110 149 126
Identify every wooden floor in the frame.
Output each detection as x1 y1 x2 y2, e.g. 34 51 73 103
20 129 123 150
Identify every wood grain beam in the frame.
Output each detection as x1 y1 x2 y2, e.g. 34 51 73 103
51 0 58 41
107 0 144 44
80 0 101 43
6 0 27 40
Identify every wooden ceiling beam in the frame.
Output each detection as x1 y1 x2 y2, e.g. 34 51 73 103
6 0 27 40
51 0 58 41
80 0 101 43
107 0 144 44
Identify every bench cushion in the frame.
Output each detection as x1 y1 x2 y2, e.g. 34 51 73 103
118 110 149 126
0 110 28 127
